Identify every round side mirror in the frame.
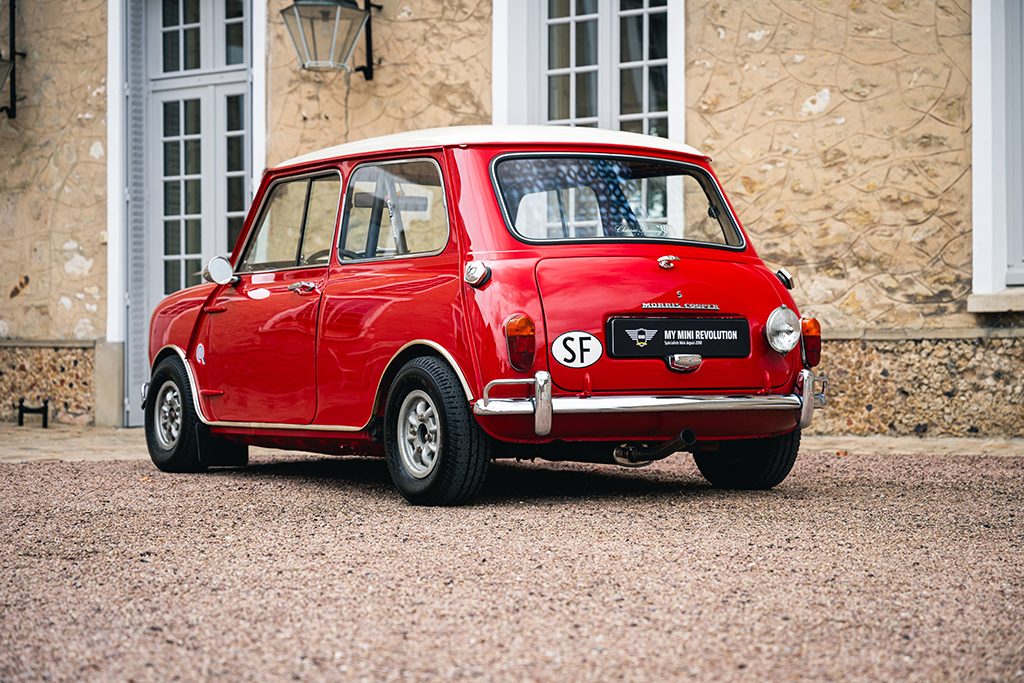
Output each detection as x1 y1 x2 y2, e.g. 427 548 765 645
202 256 236 286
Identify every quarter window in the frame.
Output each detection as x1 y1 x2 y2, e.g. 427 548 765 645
341 160 449 260
238 174 341 272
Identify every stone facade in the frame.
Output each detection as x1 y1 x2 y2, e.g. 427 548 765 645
0 345 95 424
266 0 492 166
810 336 1024 438
686 0 974 333
1 0 1021 436
0 0 108 343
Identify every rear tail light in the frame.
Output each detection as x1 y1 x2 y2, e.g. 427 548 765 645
801 317 821 367
504 313 536 372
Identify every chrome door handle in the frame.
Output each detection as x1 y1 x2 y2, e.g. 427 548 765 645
287 281 317 294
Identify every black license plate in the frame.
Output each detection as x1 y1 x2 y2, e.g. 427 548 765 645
608 318 750 358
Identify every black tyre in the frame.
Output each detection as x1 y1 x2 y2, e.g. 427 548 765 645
383 357 491 505
145 356 206 473
693 428 801 489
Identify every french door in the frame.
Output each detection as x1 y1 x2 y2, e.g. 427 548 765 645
126 0 252 426
146 82 250 311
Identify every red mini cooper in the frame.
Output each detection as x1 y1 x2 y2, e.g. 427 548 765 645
143 125 827 505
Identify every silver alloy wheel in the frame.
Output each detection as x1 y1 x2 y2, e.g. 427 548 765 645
154 380 183 450
397 389 442 479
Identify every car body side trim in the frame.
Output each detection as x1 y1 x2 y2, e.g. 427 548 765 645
152 340 474 433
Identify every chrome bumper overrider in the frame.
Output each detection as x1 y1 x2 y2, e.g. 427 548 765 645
472 369 829 437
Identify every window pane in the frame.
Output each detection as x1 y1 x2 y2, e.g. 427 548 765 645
184 179 201 214
650 0 666 6
184 99 201 135
649 12 667 60
162 0 179 27
548 74 570 120
162 32 179 72
183 0 199 24
576 19 597 67
163 181 180 216
184 27 200 70
163 101 179 137
226 95 244 132
648 117 669 138
226 22 244 65
576 71 598 118
620 119 643 134
342 161 448 259
185 259 203 287
239 180 307 272
549 0 570 18
620 0 643 10
494 157 742 247
185 218 201 253
548 23 569 70
164 220 181 256
184 139 201 175
163 141 180 177
620 68 643 115
620 14 643 63
227 136 243 172
576 0 597 14
227 176 245 212
164 261 181 295
226 0 244 19
227 217 244 252
649 64 668 112
300 176 340 266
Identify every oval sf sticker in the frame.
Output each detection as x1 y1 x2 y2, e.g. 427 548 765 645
551 331 603 368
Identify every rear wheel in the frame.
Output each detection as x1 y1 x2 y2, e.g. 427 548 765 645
383 357 491 505
693 429 800 489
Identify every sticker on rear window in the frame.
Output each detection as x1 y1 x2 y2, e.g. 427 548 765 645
551 331 603 369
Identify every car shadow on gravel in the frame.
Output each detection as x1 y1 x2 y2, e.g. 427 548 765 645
214 455 802 504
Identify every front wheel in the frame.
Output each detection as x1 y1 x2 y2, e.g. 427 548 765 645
145 356 205 473
383 357 491 505
693 429 800 490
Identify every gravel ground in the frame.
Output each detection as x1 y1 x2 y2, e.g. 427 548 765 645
1 449 1022 682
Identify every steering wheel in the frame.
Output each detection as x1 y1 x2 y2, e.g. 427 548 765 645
338 248 364 261
303 248 332 265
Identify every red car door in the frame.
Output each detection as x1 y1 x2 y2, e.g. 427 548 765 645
202 172 342 424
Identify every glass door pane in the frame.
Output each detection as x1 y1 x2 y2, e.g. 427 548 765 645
160 96 206 294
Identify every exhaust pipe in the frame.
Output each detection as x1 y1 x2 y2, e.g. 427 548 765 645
613 428 698 467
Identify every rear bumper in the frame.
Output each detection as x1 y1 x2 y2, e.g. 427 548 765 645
472 369 828 437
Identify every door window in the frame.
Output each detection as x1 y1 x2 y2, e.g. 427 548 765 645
238 174 341 273
340 160 449 260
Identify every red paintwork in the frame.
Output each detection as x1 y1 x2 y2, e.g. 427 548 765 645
148 137 810 456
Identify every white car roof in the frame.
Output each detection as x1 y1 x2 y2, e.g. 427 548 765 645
278 125 706 168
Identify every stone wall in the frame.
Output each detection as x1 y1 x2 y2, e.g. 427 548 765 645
0 345 95 424
686 0 974 333
808 336 1024 437
266 0 492 166
0 0 108 343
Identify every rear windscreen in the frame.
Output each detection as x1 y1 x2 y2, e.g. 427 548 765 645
492 155 743 248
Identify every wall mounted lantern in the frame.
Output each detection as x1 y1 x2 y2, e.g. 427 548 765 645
1 0 26 118
281 0 382 80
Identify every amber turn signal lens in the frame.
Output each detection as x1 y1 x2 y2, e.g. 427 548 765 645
505 313 536 372
801 317 821 368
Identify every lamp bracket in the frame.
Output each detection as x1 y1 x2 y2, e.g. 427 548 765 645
353 1 383 81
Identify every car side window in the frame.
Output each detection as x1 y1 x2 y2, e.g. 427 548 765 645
299 176 341 266
340 160 448 261
238 173 341 273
